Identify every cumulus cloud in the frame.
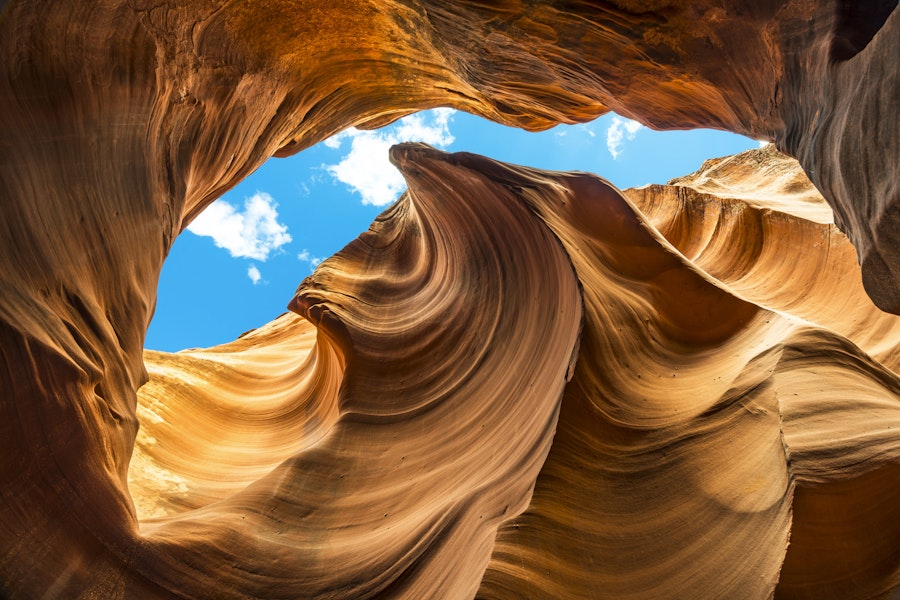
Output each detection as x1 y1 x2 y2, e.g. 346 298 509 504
247 265 262 285
324 108 456 206
187 192 292 260
298 249 324 271
606 116 643 159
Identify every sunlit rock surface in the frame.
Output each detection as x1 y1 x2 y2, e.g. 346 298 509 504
6 141 899 597
0 0 896 309
1 0 899 597
132 145 895 598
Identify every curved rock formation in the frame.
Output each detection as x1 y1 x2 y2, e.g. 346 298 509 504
5 140 898 597
0 0 896 309
625 145 900 372
129 145 583 598
467 144 900 598
1 0 899 598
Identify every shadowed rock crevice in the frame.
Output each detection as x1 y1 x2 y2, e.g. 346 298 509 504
830 0 897 62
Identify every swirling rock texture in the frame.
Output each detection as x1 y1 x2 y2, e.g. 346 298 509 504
1 0 899 598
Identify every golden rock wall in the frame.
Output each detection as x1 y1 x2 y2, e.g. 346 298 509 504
0 1 898 598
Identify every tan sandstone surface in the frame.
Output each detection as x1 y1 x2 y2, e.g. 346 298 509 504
1 0 898 598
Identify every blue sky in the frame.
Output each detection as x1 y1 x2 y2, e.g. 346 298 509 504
146 110 760 352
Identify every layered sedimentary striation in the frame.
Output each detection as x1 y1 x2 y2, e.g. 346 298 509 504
625 145 900 372
1 0 899 598
0 0 897 309
472 144 900 598
129 145 584 598
5 140 899 597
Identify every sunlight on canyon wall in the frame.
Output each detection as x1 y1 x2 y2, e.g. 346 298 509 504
0 0 898 598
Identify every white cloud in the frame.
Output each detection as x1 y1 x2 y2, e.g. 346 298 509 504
606 116 643 159
758 140 770 148
555 122 597 139
187 192 292 260
247 265 262 285
324 108 456 206
298 249 324 271
326 133 407 206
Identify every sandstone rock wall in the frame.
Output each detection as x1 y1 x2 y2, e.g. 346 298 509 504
0 1 898 597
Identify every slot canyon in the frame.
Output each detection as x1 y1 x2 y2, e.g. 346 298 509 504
0 1 898 598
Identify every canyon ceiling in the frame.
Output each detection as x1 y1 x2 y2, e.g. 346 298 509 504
0 1 898 598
